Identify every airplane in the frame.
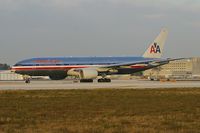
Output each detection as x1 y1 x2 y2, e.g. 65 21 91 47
11 28 180 82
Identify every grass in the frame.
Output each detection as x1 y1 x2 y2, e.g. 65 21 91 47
0 88 200 133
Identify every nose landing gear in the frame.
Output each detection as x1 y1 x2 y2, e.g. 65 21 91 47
25 78 30 83
23 75 31 83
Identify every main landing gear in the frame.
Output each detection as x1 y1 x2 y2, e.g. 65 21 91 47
79 78 111 83
98 78 111 83
80 79 94 83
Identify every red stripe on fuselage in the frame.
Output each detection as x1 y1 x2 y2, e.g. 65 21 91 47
11 64 148 71
11 66 88 71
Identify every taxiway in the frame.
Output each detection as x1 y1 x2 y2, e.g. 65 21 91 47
1 79 200 90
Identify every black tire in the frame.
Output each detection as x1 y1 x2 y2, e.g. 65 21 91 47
80 79 93 83
25 79 30 83
98 78 111 83
98 79 103 82
105 78 111 82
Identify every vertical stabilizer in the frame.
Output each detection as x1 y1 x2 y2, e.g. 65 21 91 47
143 28 168 58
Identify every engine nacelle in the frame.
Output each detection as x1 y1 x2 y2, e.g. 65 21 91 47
67 68 98 79
79 69 98 79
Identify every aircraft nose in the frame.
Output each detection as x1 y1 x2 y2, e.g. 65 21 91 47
10 66 16 72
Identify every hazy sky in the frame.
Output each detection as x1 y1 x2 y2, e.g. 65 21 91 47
0 0 200 65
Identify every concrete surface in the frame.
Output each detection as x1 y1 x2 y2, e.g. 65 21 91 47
1 79 200 90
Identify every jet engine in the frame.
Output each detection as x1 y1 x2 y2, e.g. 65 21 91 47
67 68 98 79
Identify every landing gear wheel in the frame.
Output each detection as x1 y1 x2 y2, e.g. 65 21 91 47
106 78 111 82
80 79 93 83
98 78 111 83
25 78 30 83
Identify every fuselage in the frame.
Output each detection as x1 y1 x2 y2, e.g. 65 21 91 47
11 56 156 76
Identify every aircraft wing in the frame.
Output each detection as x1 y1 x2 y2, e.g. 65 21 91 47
102 58 186 69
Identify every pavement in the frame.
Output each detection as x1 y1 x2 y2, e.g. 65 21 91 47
1 79 200 90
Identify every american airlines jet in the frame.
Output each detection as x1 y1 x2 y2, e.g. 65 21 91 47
11 29 179 82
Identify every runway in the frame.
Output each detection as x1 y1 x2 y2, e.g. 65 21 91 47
1 79 200 90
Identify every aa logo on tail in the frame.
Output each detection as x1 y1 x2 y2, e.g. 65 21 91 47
150 42 161 54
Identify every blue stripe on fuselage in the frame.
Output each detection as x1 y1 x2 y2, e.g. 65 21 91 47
14 56 156 66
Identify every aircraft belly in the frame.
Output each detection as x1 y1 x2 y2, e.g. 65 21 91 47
15 70 68 76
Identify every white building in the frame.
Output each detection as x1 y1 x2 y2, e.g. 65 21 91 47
0 70 23 80
143 57 200 79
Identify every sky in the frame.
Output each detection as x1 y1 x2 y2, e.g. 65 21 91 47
0 0 200 65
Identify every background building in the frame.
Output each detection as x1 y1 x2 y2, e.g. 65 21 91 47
143 57 200 79
0 64 10 70
0 70 23 80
